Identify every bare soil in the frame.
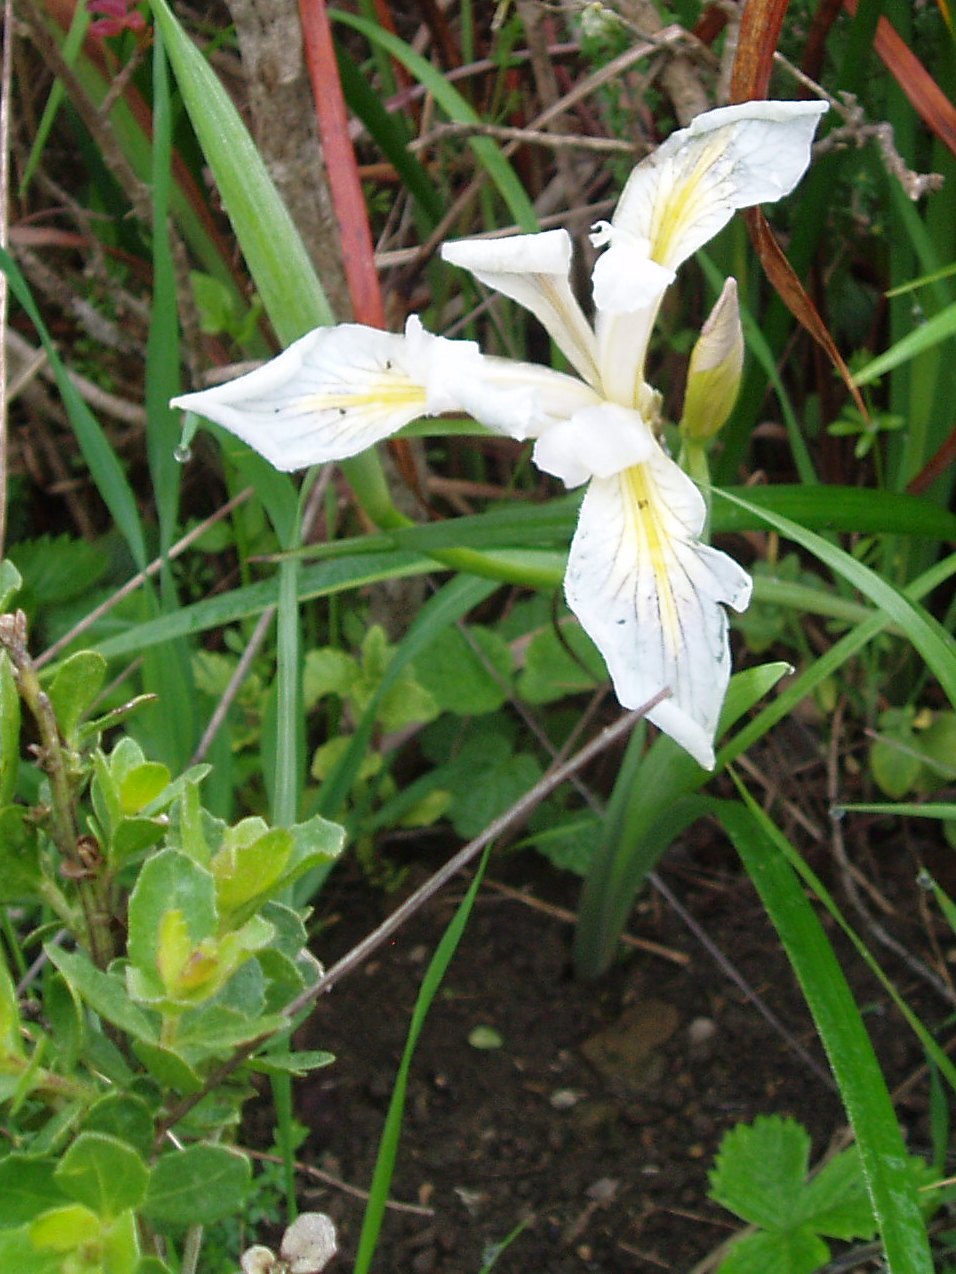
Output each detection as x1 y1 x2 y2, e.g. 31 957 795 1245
294 817 941 1273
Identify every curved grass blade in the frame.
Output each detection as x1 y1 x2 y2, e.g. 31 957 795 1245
718 790 934 1272
712 487 956 710
852 299 956 386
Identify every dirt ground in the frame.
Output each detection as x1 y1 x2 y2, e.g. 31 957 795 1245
294 815 942 1273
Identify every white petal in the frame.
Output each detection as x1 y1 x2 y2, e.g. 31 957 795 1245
532 402 655 488
565 448 752 768
442 231 601 387
171 319 481 471
451 354 602 441
280 1213 337 1274
589 227 675 315
611 100 827 272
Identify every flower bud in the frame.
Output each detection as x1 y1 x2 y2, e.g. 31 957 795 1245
679 278 744 442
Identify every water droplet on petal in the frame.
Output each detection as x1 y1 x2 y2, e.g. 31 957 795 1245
174 443 192 464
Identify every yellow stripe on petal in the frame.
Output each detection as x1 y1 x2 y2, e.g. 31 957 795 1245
173 322 466 472
622 463 681 654
564 448 751 768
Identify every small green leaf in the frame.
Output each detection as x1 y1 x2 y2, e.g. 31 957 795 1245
246 1050 336 1076
0 559 22 611
716 1226 829 1274
142 1146 251 1225
0 805 42 901
0 1157 66 1226
710 1115 812 1230
800 1147 877 1240
8 537 107 608
54 1133 149 1217
210 827 292 913
303 648 359 709
29 1203 101 1251
82 1093 154 1158
43 973 84 1073
46 948 158 1045
468 1026 503 1050
126 850 218 988
118 763 171 815
414 625 512 715
48 652 107 744
516 621 604 704
131 1041 203 1095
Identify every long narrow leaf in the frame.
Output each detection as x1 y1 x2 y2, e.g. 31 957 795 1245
149 0 333 341
713 487 956 709
718 792 934 1272
353 848 490 1271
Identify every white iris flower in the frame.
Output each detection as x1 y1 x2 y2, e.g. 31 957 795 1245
173 100 827 769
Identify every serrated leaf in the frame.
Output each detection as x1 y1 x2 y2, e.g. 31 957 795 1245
48 651 107 743
303 648 359 709
0 559 22 611
142 1146 251 1226
54 1133 148 1217
709 1116 811 1230
413 625 512 715
716 1225 829 1274
800 1146 876 1239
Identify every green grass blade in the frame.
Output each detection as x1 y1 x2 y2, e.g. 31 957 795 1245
712 487 956 710
0 248 147 571
717 793 934 1274
853 299 956 387
838 802 956 820
330 10 538 232
714 485 956 541
721 553 956 767
149 0 333 342
352 847 491 1273
146 29 182 555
